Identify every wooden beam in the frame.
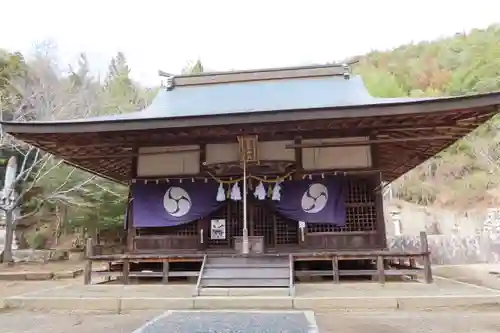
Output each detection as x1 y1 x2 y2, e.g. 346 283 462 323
67 148 202 160
378 125 475 133
293 137 303 180
199 143 207 172
285 136 454 149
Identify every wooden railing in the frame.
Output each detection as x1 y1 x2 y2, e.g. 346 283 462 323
83 231 433 285
194 254 208 296
303 230 383 250
288 254 295 296
294 231 433 284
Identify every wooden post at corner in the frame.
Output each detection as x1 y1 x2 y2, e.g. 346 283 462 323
83 237 93 285
420 231 433 283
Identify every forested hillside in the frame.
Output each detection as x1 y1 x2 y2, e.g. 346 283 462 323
356 24 500 208
1 25 500 249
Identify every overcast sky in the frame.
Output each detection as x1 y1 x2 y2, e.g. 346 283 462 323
1 0 499 86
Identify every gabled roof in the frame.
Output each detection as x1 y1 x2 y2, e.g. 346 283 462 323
3 63 440 128
2 63 500 183
44 75 423 124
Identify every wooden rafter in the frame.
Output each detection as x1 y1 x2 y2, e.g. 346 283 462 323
5 103 498 183
285 136 454 149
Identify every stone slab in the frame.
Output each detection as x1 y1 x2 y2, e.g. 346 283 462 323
194 296 294 310
0 270 82 281
294 296 398 310
25 273 54 281
7 294 500 312
5 277 500 312
5 297 120 312
121 297 194 311
0 272 26 281
53 269 83 279
0 272 56 281
397 295 500 310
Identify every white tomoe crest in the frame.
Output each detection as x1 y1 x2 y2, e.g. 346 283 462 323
301 183 328 214
163 187 192 217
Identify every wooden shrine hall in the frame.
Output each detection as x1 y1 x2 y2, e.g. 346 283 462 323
3 63 500 291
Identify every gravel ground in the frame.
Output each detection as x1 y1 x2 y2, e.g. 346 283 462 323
1 310 500 333
134 311 312 333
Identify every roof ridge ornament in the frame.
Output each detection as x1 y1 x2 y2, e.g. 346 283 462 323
342 63 351 80
159 63 357 87
158 70 176 91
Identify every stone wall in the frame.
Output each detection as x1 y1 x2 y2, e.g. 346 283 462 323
386 200 500 265
388 233 500 265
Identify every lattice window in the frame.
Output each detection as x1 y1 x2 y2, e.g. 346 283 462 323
307 175 377 233
135 175 376 244
169 222 199 236
275 215 299 246
136 222 198 236
252 200 275 247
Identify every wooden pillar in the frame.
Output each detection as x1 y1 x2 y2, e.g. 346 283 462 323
420 231 433 283
376 255 385 284
293 138 305 248
198 219 209 250
332 255 339 283
83 237 93 285
126 148 139 253
249 195 255 236
370 138 387 249
293 137 303 180
126 202 136 252
272 213 278 248
409 258 416 268
122 259 130 285
162 260 170 284
298 222 307 248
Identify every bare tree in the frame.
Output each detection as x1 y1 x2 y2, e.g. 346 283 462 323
0 53 99 262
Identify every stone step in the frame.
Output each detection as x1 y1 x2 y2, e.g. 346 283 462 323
199 255 292 289
205 263 289 268
206 257 289 265
198 287 291 296
201 278 289 288
203 267 289 279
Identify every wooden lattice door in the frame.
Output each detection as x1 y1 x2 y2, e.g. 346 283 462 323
207 201 243 249
206 198 299 250
251 199 275 247
250 198 299 249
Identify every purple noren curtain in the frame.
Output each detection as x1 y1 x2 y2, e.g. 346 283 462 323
132 181 224 227
270 177 347 225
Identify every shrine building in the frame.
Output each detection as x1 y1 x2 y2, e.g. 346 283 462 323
3 64 500 292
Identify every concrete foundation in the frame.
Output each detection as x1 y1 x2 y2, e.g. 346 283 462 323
3 277 500 312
